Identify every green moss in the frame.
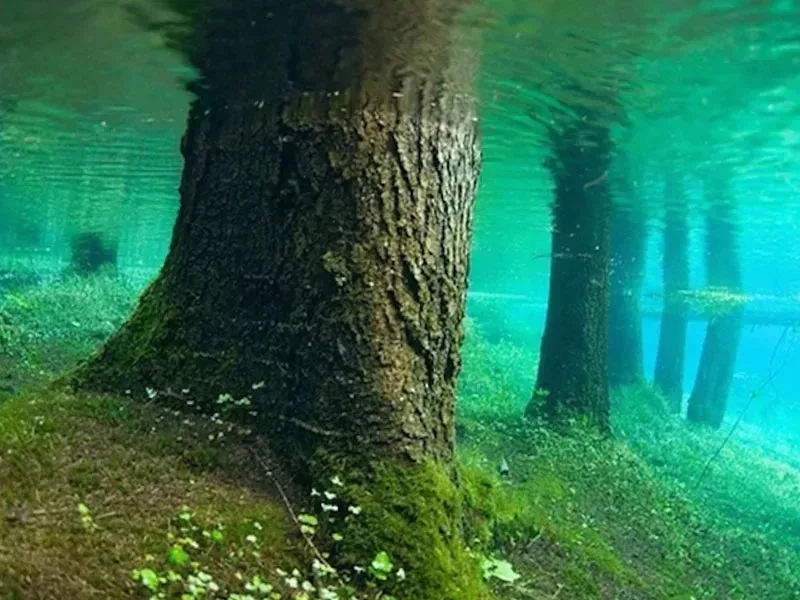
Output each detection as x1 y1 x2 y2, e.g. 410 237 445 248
315 455 492 600
0 390 300 598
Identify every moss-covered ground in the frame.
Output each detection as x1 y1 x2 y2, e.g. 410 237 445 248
1 275 798 599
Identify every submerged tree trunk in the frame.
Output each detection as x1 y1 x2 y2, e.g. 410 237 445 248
527 125 613 431
687 184 743 429
653 175 689 412
77 0 478 465
69 232 118 275
74 3 483 595
608 200 646 387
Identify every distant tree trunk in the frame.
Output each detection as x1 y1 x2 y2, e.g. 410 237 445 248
654 175 689 412
73 4 486 595
69 232 118 275
687 186 742 429
527 125 613 431
608 202 646 386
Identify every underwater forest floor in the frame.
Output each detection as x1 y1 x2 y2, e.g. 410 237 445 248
0 274 799 599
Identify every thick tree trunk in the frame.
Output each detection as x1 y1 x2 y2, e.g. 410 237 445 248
653 175 689 412
687 188 742 429
74 4 483 596
608 204 646 386
75 0 479 467
69 232 118 275
527 125 613 431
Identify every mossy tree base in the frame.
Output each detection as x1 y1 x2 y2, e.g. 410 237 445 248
315 455 490 599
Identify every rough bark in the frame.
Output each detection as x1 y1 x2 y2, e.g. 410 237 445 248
608 202 646 386
74 0 480 468
69 232 118 275
653 175 689 412
687 186 742 429
527 125 613 431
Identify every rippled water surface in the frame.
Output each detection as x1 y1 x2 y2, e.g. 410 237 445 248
1 0 800 430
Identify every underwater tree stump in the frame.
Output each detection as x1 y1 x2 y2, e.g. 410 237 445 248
69 232 118 275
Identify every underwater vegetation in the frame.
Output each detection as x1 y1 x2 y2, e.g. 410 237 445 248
0 277 798 598
1 0 799 598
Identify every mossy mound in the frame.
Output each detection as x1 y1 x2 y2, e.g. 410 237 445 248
456 390 800 599
0 388 497 600
0 273 139 390
0 390 301 599
312 456 491 600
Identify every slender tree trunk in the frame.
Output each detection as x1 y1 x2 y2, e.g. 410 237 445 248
69 232 118 275
654 175 689 412
608 202 646 386
687 186 742 429
527 125 613 431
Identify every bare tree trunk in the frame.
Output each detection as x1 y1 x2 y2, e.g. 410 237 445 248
528 125 613 431
687 182 742 429
654 175 689 412
609 203 646 386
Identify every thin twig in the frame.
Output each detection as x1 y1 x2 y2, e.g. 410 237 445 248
279 415 346 438
251 449 343 585
695 325 791 489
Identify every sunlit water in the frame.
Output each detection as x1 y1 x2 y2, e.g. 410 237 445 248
2 0 800 464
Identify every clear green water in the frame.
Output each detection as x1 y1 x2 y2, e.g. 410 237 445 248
3 1 800 431
1 3 800 593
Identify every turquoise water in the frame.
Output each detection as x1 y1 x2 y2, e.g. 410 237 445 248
1 2 800 595
3 0 800 441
